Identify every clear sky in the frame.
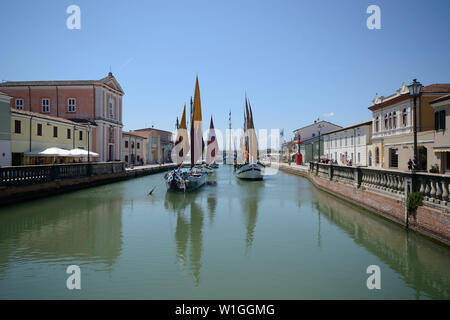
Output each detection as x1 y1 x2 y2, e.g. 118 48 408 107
1 0 449 141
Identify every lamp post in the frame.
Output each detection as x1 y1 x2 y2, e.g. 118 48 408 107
317 122 324 162
407 79 422 171
87 124 91 163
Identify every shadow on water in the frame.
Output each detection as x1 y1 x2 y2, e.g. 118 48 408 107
310 184 450 299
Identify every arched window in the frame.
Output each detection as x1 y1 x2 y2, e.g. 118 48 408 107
393 111 397 128
375 147 379 164
384 114 388 130
375 117 379 132
402 108 407 127
369 150 372 166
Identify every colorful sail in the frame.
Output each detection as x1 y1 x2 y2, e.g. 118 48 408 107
206 116 219 165
171 104 190 165
190 75 203 168
247 99 258 163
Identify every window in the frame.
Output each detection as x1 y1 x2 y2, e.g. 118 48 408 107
388 112 392 129
345 136 347 146
351 136 353 146
79 130 83 140
340 137 342 147
53 126 58 138
357 134 361 145
68 98 76 112
137 142 140 149
109 127 114 143
435 110 446 130
375 147 379 164
125 141 129 148
67 128 71 139
390 148 398 168
14 120 21 134
375 116 379 132
369 151 372 166
131 142 134 149
358 152 360 164
137 155 140 162
37 123 42 136
125 155 129 163
384 114 388 130
109 99 114 118
447 152 450 170
42 99 50 113
15 99 24 110
402 108 408 127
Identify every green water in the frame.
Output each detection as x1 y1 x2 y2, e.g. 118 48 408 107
0 166 449 299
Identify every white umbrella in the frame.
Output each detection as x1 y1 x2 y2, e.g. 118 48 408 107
68 148 99 157
25 147 71 157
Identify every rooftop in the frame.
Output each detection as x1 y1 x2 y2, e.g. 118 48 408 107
11 108 88 127
323 120 372 135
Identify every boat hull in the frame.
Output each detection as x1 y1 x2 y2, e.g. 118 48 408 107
236 163 264 180
165 170 207 192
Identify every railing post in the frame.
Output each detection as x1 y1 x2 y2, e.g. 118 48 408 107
354 166 362 188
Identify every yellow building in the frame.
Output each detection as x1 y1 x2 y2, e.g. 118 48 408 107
11 109 89 165
122 131 148 166
368 82 450 171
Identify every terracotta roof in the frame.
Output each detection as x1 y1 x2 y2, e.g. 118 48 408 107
323 120 372 135
11 108 87 127
421 84 450 93
430 94 450 104
124 131 148 139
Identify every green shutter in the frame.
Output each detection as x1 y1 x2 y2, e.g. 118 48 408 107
440 110 446 130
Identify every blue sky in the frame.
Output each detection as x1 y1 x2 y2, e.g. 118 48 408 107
1 0 449 140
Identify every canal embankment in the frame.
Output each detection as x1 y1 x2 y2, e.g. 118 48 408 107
268 162 450 246
0 162 176 207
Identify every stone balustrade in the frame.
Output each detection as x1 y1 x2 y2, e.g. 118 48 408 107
0 162 125 187
310 162 450 211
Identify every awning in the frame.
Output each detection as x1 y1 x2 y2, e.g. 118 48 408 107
24 147 71 157
433 147 450 153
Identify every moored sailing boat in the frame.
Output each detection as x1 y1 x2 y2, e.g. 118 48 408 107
236 96 264 180
166 76 207 191
206 116 219 169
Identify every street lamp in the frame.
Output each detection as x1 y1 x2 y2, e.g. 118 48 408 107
407 79 422 170
317 122 324 162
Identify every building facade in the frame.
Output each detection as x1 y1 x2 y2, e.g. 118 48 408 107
323 121 372 166
369 82 450 171
122 131 147 166
430 94 450 174
293 120 342 163
0 72 124 162
0 92 12 166
10 109 89 165
132 128 173 164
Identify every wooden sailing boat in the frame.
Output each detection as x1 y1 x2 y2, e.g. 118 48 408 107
206 116 219 168
166 76 207 191
236 96 264 180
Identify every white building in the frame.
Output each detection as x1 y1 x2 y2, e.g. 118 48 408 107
0 92 12 167
323 120 372 166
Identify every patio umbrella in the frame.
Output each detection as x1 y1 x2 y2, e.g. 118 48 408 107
68 148 99 157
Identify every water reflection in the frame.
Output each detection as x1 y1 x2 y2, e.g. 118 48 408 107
237 180 263 253
164 191 205 286
0 190 124 277
311 186 450 299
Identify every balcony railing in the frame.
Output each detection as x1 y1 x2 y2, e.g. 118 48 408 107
0 162 125 187
310 162 450 211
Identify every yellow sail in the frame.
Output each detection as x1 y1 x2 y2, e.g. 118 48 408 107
247 100 258 163
191 75 203 166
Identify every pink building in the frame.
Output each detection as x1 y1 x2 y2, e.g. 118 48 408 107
0 73 124 161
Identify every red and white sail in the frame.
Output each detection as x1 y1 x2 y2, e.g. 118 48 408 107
206 116 219 165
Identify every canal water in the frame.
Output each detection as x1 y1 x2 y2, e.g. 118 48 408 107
0 165 449 299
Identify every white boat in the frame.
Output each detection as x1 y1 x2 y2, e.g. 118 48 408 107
236 95 264 181
236 163 264 180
